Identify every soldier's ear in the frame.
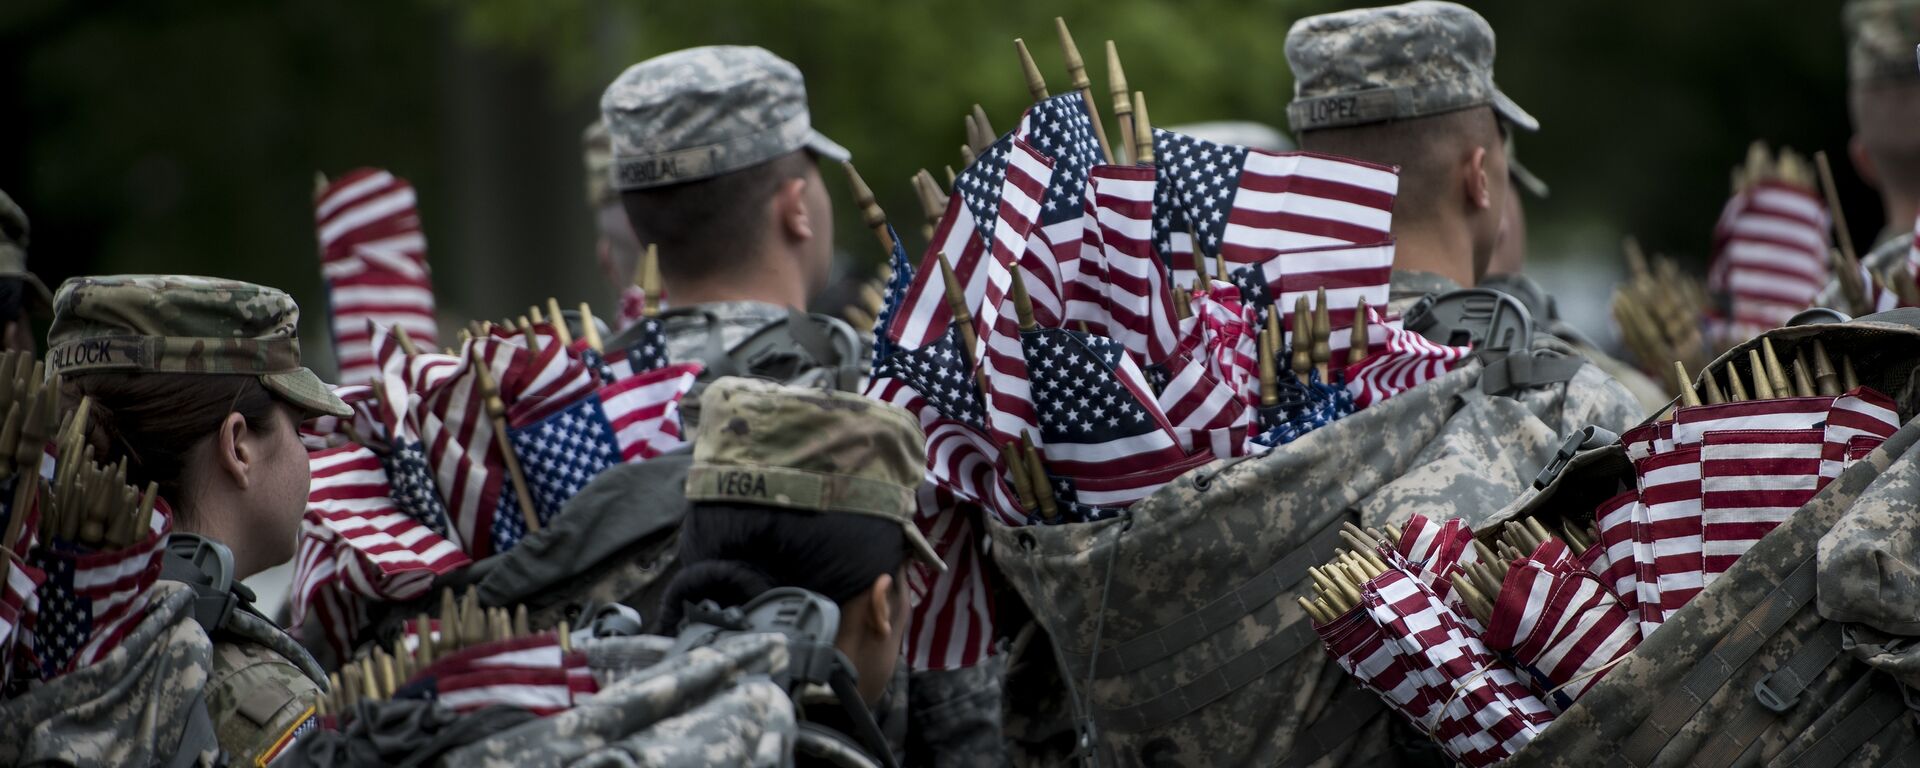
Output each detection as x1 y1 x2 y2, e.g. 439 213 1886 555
1851 136 1882 192
213 411 253 490
1464 146 1492 211
775 177 814 243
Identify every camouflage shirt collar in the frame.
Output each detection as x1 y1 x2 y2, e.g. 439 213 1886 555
659 300 790 330
1388 269 1464 302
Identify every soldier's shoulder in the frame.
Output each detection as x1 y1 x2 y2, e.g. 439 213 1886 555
207 638 323 766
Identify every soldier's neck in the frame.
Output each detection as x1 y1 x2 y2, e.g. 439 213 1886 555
1883 197 1917 239
665 261 808 310
1390 221 1477 289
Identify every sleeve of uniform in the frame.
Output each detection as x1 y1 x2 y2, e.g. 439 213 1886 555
205 641 323 767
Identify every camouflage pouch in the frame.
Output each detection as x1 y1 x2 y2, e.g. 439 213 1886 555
987 352 1633 767
1484 319 1920 768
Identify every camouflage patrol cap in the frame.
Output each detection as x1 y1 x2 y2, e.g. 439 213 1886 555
1285 1 1538 133
582 120 616 208
1844 0 1920 82
0 189 54 315
685 376 944 572
47 275 351 417
600 45 850 192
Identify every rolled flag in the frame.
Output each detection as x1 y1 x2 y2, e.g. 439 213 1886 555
316 169 440 386
1482 543 1640 710
412 631 598 716
0 558 44 689
1318 600 1437 725
1632 446 1703 632
1229 240 1394 361
904 484 996 672
1590 491 1642 630
1698 429 1825 584
1707 176 1829 338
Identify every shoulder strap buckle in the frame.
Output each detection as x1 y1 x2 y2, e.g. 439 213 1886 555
160 533 244 633
1403 288 1535 352
1480 349 1586 396
1533 425 1620 490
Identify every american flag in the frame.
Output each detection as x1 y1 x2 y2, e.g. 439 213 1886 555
0 558 44 688
1362 567 1550 767
293 444 470 657
370 324 459 546
616 285 647 332
978 141 1054 445
416 338 522 560
877 323 985 430
417 632 597 716
1708 181 1830 337
1320 593 1434 722
1154 345 1251 460
608 297 671 377
506 362 701 525
1021 327 1193 508
1345 305 1473 409
1083 165 1178 367
1821 387 1901 479
1631 446 1702 632
1590 491 1643 630
1482 548 1639 709
316 169 440 385
1230 241 1395 359
1152 129 1399 285
867 225 914 371
1391 514 1480 612
905 484 995 671
26 505 170 678
1698 429 1824 584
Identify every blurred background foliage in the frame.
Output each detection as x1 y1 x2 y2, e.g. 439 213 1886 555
0 0 1873 375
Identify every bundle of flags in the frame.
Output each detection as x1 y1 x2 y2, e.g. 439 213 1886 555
868 89 1473 529
1605 338 1897 635
316 169 441 386
1310 335 1902 757
0 350 174 693
316 590 596 725
1705 144 1831 340
292 317 700 661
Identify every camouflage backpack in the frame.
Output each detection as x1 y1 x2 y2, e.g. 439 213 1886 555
987 309 1643 768
1479 317 1920 767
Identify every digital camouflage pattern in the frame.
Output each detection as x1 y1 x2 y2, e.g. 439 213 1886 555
207 629 326 765
0 582 221 767
600 45 849 191
1478 319 1920 767
47 274 351 417
1817 231 1914 310
686 376 944 571
0 187 53 312
905 655 1009 768
1479 272 1671 413
1285 0 1538 133
1845 0 1920 82
988 337 1642 765
1386 269 1464 315
445 632 798 767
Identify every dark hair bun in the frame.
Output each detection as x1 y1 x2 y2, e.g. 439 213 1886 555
657 559 777 629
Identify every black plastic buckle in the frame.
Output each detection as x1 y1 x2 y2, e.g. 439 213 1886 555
1533 427 1595 490
1753 671 1801 713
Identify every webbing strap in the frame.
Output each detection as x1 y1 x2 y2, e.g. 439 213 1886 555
1883 733 1920 768
1788 676 1913 768
1060 515 1347 679
1275 691 1390 768
1693 622 1846 768
1611 556 1819 767
167 687 218 768
1095 615 1322 733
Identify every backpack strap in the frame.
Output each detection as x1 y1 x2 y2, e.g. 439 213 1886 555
166 685 220 768
1071 515 1347 734
1274 692 1389 768
1777 673 1917 768
1610 555 1818 767
1688 621 1849 768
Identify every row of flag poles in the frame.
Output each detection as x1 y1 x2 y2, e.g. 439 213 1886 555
1301 335 1901 766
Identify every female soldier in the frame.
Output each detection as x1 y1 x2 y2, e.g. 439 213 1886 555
658 376 945 767
45 275 352 765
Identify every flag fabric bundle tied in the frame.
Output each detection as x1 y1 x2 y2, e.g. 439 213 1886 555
291 314 700 661
1705 143 1830 341
1302 526 1553 767
315 169 441 386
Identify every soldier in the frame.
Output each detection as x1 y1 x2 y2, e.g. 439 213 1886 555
1818 0 1920 308
0 189 55 353
582 120 646 296
48 275 350 765
657 376 944 767
1285 0 1643 427
1479 145 1670 411
598 45 861 390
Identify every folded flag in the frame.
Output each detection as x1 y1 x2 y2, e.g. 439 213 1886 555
411 632 597 716
25 504 170 679
1708 179 1830 338
1345 305 1473 409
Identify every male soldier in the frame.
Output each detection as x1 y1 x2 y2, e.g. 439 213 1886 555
1819 0 1920 309
567 45 1006 768
1479 147 1670 411
1285 1 1643 428
598 45 860 387
0 189 55 352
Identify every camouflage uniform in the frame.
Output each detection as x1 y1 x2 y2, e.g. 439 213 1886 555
1817 0 1920 310
44 275 347 764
